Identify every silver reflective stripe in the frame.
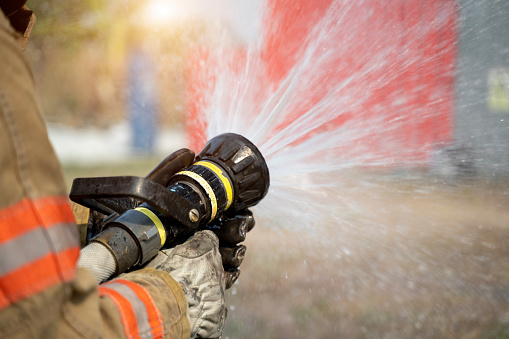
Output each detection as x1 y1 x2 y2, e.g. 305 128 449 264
105 281 154 339
47 222 80 253
0 223 79 276
0 228 51 275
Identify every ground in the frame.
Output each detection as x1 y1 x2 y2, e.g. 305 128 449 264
224 174 509 339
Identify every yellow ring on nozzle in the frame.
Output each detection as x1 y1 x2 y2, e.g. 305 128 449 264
194 160 234 210
176 170 218 222
134 207 166 247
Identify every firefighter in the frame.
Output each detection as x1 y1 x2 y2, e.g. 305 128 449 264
0 2 230 338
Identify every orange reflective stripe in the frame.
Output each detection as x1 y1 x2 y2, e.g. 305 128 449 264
100 279 165 339
54 247 80 283
0 248 79 309
0 196 80 309
0 253 59 309
0 198 40 241
116 279 165 338
32 196 76 228
0 196 76 242
99 285 140 339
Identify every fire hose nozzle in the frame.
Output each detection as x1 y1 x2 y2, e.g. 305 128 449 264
71 133 270 278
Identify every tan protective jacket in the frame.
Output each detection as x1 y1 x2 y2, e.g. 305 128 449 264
0 11 190 339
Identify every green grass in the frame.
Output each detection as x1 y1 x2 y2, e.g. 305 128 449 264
485 323 509 339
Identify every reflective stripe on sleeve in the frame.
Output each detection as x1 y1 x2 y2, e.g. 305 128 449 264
0 223 77 275
0 196 80 309
99 279 165 339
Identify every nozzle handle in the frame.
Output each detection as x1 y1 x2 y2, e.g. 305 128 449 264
69 176 200 229
146 148 195 186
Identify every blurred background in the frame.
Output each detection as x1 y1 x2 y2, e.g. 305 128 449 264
24 0 509 338
26 0 261 165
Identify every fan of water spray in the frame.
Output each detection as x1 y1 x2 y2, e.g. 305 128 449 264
181 1 509 336
188 0 457 230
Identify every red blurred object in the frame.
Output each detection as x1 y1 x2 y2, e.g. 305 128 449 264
186 0 458 164
185 48 211 152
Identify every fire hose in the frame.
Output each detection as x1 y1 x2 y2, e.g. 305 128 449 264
70 133 270 284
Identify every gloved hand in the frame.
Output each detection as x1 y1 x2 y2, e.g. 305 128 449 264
147 230 227 339
206 209 255 289
147 148 256 290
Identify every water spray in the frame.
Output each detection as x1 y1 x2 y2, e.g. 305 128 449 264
70 133 270 279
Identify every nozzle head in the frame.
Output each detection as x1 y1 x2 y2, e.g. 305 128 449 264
196 133 270 211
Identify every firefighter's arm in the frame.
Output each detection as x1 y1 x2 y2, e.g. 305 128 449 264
61 267 191 339
0 10 190 338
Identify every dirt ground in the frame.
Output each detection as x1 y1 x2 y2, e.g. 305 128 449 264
222 174 509 339
64 165 509 338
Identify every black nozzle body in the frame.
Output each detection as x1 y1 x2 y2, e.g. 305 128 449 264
195 133 270 211
168 133 269 226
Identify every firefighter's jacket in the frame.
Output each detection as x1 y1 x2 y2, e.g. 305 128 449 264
0 11 191 339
